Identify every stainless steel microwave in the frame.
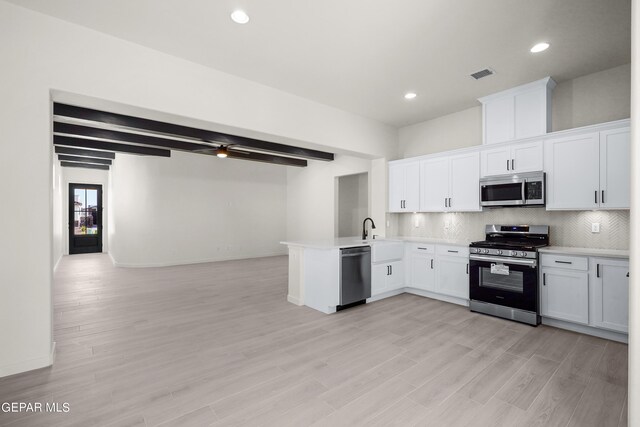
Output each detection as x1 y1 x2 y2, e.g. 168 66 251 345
480 172 545 207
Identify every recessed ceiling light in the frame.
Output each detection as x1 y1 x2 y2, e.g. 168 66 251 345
231 9 250 24
404 92 417 100
530 42 550 53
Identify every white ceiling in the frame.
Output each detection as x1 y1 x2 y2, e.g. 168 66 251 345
10 0 631 127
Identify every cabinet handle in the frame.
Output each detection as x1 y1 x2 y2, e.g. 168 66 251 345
417 247 427 250
543 273 546 286
448 198 452 207
627 272 630 278
555 260 572 265
506 159 510 171
431 259 434 269
444 198 447 208
447 250 459 253
602 190 605 204
511 159 515 170
595 190 598 204
390 265 393 275
596 264 600 278
466 263 469 274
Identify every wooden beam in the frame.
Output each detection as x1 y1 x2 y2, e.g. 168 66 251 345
57 155 112 165
54 122 210 152
60 161 110 170
54 103 334 161
199 148 307 167
55 146 116 159
54 135 171 157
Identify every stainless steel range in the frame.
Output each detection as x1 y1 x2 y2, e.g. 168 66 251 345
469 225 549 326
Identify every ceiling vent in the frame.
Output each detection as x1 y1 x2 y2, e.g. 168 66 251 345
470 68 495 80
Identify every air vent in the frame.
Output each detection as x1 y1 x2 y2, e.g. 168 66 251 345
470 68 495 80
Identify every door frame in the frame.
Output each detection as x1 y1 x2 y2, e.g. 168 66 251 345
68 183 103 254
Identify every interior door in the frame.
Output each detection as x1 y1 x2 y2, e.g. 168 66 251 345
420 157 449 212
69 183 103 254
599 128 630 209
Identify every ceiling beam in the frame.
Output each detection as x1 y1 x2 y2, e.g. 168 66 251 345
54 135 171 157
54 146 116 159
54 122 211 152
199 148 307 167
60 161 110 170
54 103 334 161
58 155 112 165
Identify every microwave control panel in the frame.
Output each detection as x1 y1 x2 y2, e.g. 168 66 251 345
525 181 543 200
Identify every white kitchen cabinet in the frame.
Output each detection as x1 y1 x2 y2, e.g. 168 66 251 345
599 128 630 209
408 252 436 292
481 141 543 177
479 77 555 145
540 266 589 325
546 127 630 210
545 132 600 210
591 258 629 333
436 255 469 300
372 261 403 296
420 152 480 212
388 161 419 212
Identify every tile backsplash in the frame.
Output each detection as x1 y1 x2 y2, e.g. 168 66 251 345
389 208 629 249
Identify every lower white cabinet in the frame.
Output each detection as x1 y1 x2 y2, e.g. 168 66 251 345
540 266 589 324
408 252 436 292
591 258 629 333
436 255 469 300
372 261 403 296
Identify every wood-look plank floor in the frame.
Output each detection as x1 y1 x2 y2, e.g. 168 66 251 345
0 254 628 426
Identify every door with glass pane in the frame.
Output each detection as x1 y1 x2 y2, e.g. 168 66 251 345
69 184 103 254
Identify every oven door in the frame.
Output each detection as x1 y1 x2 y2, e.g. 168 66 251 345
480 180 525 207
469 255 538 312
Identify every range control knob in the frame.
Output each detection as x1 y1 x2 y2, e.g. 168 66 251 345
497 250 503 255
520 252 527 257
484 249 490 254
510 250 518 257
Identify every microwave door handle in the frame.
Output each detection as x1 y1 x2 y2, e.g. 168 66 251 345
521 181 526 204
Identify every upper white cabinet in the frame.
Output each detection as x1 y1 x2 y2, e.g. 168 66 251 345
599 128 631 209
591 258 629 333
479 77 556 145
420 152 480 212
388 161 420 212
481 140 543 177
546 127 630 210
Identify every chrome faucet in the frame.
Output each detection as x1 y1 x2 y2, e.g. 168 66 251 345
362 217 376 240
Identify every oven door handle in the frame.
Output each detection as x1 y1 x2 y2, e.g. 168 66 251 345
469 254 537 267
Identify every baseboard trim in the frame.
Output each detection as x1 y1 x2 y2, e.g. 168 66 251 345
367 289 405 303
109 251 288 268
542 317 628 343
287 295 303 306
404 288 469 307
0 343 55 378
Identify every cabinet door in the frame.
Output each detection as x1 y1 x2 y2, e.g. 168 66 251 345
540 267 589 324
484 96 514 145
449 152 480 212
545 132 600 210
420 157 449 212
403 162 420 212
388 163 405 212
592 258 629 333
436 255 469 299
372 263 389 296
409 253 435 291
514 89 546 140
480 146 510 177
387 261 405 291
512 141 543 174
600 128 630 209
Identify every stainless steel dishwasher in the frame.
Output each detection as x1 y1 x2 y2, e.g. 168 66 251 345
338 246 372 310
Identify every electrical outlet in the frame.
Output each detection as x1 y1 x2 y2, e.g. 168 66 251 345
444 221 450 230
592 223 600 233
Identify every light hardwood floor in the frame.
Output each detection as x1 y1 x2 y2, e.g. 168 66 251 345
0 254 628 426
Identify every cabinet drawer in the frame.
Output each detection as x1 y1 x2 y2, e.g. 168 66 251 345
436 245 469 257
407 243 435 254
541 254 588 271
372 242 404 263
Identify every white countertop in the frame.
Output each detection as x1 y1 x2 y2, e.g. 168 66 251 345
539 246 629 259
281 236 470 249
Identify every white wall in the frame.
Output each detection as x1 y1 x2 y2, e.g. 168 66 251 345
109 151 287 267
337 173 369 238
399 64 631 157
0 1 396 377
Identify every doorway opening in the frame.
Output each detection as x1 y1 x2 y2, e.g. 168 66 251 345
68 183 103 254
336 172 369 238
